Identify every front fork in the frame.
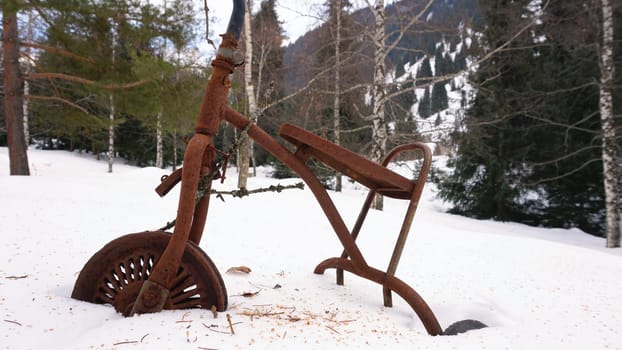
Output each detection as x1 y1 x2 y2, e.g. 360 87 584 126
130 134 216 315
129 33 239 316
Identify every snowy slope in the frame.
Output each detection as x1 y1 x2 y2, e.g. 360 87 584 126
1 148 620 349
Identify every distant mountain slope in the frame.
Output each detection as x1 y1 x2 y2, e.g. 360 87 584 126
282 0 481 146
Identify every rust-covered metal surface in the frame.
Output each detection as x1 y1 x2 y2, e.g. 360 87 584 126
72 0 444 337
71 231 227 315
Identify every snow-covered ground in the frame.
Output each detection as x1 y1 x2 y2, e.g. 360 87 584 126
1 148 620 349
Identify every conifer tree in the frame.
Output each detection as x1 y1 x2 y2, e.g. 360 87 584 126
418 87 431 119
435 0 620 238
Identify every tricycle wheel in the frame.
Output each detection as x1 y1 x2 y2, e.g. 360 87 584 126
71 231 227 316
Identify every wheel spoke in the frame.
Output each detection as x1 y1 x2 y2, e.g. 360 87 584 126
170 286 200 304
140 256 149 279
127 259 137 281
170 273 194 293
97 290 115 304
171 297 203 309
102 278 118 295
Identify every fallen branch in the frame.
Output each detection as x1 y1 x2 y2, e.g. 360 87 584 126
4 275 29 280
176 311 192 323
241 309 285 319
3 319 22 326
203 323 230 335
112 340 138 346
235 290 261 298
326 325 341 334
226 266 252 274
226 314 235 335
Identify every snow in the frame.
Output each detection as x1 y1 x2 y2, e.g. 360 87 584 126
1 147 621 349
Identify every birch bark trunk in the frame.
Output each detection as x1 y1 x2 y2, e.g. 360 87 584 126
333 0 343 192
22 11 33 146
599 0 620 248
156 110 163 168
238 0 258 189
108 94 115 173
107 24 116 174
370 0 387 210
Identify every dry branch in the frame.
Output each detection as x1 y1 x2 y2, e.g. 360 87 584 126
21 42 96 64
26 73 148 90
25 95 90 115
3 319 22 326
226 314 235 335
4 275 28 280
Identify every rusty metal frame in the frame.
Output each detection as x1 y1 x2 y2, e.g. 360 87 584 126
222 110 442 335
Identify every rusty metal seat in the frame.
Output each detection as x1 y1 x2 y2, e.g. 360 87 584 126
279 124 414 199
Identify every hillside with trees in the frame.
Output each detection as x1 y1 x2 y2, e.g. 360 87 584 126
1 0 620 246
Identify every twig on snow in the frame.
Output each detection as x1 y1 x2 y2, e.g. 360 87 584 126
3 319 22 326
226 314 235 335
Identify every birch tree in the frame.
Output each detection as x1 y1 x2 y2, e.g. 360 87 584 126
599 0 620 248
368 0 388 209
155 0 167 169
107 20 117 173
238 0 257 189
333 0 344 192
23 11 34 146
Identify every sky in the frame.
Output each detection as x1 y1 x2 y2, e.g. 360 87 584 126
173 0 398 59
200 0 397 50
1 147 620 349
205 1 326 45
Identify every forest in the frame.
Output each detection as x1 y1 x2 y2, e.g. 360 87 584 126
1 0 620 246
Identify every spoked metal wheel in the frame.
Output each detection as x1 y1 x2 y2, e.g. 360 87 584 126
71 231 227 316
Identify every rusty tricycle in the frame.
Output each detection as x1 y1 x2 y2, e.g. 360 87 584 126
72 0 484 336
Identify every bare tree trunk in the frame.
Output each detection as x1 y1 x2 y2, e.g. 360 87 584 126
172 131 178 171
23 80 30 145
108 94 115 173
156 110 164 168
107 23 116 174
599 0 620 248
156 1 166 170
370 0 387 210
238 0 257 189
2 2 30 175
333 0 343 192
23 11 33 146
